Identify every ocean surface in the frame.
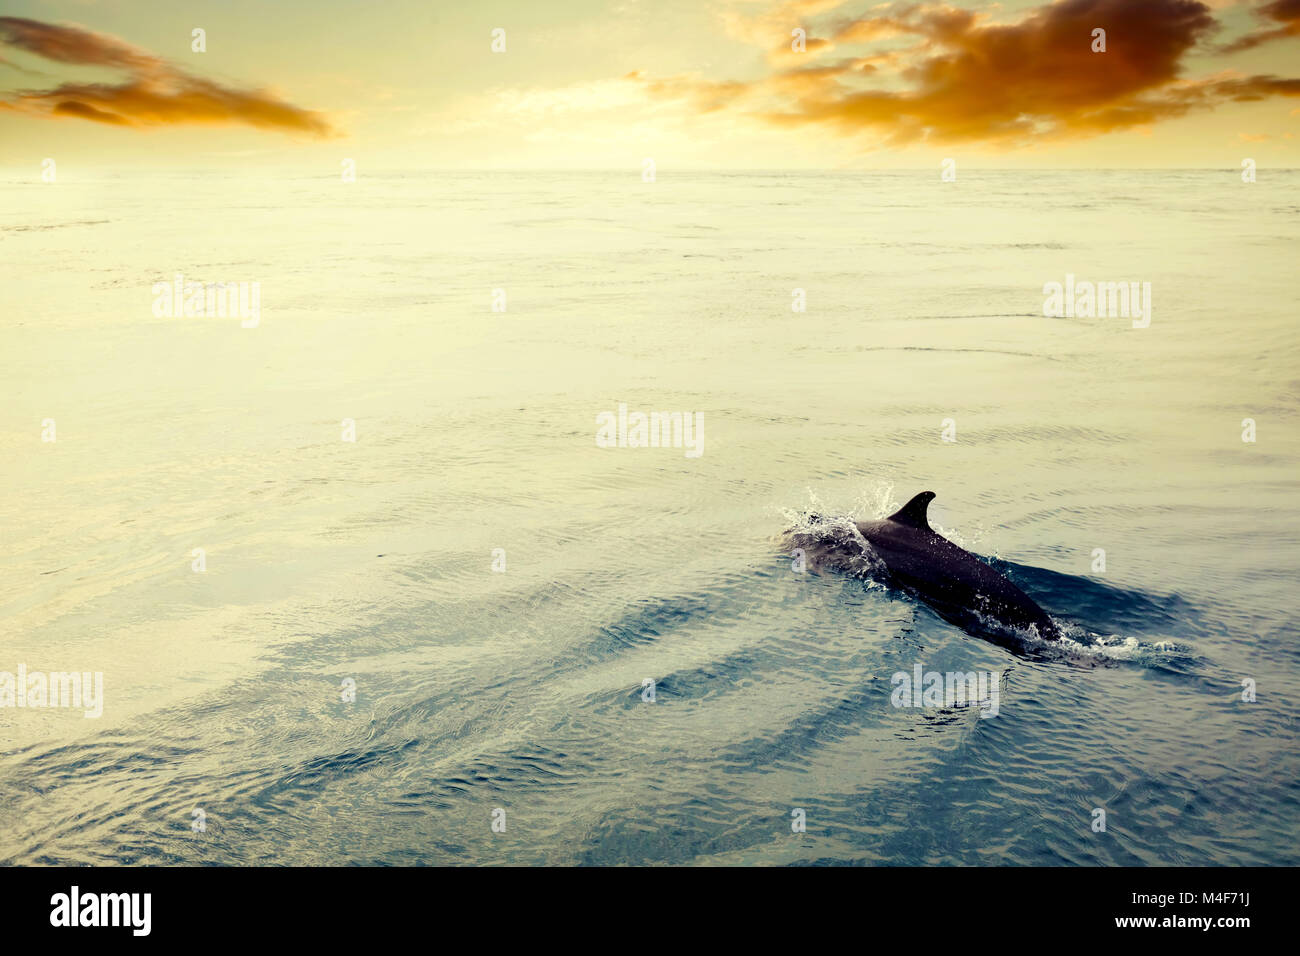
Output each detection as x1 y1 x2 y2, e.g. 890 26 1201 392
1 169 1297 865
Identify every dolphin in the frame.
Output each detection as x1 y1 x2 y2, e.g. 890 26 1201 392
789 491 1061 641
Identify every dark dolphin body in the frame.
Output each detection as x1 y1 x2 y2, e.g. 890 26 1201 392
790 491 1060 642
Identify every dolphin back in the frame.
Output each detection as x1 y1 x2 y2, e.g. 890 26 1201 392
862 492 1060 641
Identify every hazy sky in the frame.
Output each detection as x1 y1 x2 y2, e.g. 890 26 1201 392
1 0 1298 169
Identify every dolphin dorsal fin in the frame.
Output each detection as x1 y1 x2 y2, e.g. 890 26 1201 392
887 491 936 531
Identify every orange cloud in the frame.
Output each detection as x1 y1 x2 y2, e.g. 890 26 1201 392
52 99 129 125
640 0 1300 148
1220 0 1300 52
0 16 334 136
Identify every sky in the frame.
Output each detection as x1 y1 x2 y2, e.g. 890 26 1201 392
1 0 1298 169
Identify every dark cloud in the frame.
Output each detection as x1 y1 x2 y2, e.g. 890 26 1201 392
1220 0 1300 53
0 16 334 136
52 99 130 125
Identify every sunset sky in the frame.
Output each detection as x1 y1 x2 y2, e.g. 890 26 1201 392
1 0 1298 169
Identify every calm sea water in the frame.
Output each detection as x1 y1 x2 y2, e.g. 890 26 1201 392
1 169 1297 865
